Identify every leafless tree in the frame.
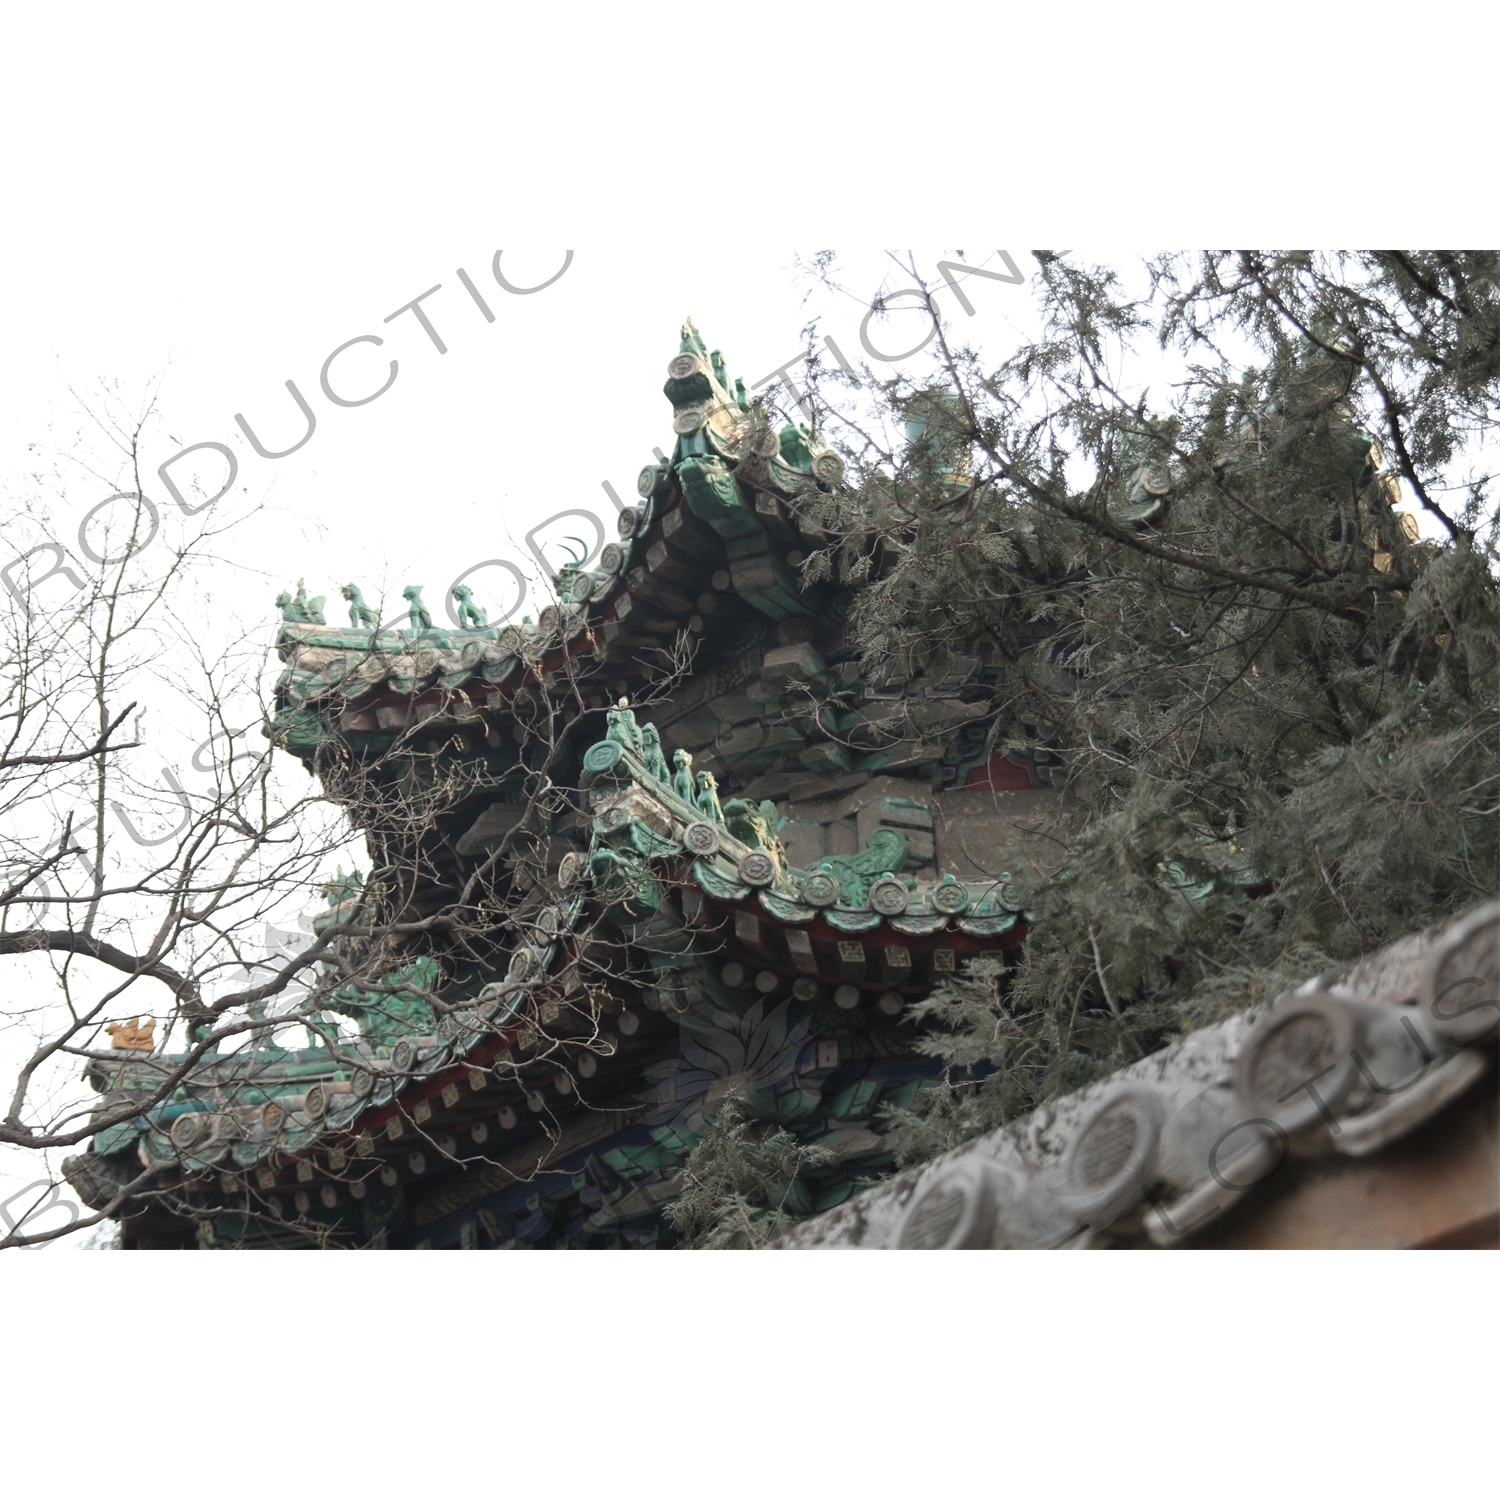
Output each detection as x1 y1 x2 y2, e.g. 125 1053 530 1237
0 391 701 1246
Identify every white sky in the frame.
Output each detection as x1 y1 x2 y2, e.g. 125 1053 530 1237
0 247 1037 636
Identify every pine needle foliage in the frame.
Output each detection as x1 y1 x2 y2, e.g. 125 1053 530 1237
670 252 1497 1241
805 250 1500 1172
664 1092 835 1249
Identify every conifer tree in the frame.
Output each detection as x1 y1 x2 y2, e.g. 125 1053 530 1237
680 252 1499 1218
831 251 1498 1163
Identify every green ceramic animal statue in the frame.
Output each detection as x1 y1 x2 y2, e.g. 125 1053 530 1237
277 582 326 624
342 583 379 628
640 722 671 783
451 583 488 629
671 747 694 803
402 585 433 631
695 770 725 825
606 700 645 756
321 867 365 905
329 956 440 1042
723 798 785 867
292 581 326 624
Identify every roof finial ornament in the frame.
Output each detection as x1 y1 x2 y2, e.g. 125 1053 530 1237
640 722 670 784
606 699 644 756
342 583 379 629
402 584 433 631
695 770 725 826
278 583 326 624
672 747 695 804
451 583 488 629
105 1017 156 1052
679 317 707 360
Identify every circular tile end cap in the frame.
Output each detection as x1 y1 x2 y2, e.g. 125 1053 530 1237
683 820 721 857
583 739 624 774
896 1156 1009 1249
930 875 970 914
1234 991 1360 1133
868 876 909 916
738 851 776 887
1418 900 1500 1044
1059 1085 1165 1225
